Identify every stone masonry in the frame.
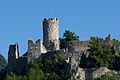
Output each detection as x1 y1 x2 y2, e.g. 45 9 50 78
7 17 117 79
8 43 19 72
43 18 59 51
27 39 47 62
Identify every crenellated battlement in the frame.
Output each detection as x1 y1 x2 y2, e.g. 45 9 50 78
43 17 58 22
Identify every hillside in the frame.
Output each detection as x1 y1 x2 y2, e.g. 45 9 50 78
0 54 7 71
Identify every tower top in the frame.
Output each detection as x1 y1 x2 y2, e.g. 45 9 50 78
43 17 58 21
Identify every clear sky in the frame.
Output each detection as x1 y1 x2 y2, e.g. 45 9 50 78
0 0 120 60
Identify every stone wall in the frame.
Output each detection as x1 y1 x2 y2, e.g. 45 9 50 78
92 67 110 78
67 34 113 53
15 56 27 74
104 34 114 49
66 35 114 80
67 40 90 53
8 43 19 72
36 49 67 62
43 18 59 51
27 39 47 62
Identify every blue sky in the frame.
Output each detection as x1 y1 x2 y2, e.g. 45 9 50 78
0 0 120 60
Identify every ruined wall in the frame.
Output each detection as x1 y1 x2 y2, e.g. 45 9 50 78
104 34 114 49
67 34 114 53
15 57 27 74
67 34 114 80
43 18 59 51
36 49 67 62
8 43 19 71
27 39 47 62
67 40 90 52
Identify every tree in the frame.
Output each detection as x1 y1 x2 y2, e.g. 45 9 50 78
12 55 70 80
108 39 120 70
42 56 69 80
28 68 44 80
0 54 7 71
60 30 79 49
80 37 112 68
90 72 120 80
6 72 27 80
88 37 112 67
113 39 120 56
0 54 7 80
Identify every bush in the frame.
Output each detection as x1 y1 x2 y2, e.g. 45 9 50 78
90 72 120 80
6 56 70 80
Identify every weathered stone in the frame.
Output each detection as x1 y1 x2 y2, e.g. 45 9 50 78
92 67 110 78
7 18 116 79
27 39 47 62
43 18 60 51
8 43 19 72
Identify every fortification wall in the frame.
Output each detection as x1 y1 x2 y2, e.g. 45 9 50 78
43 18 59 51
68 34 114 80
27 39 47 62
16 57 27 74
104 34 114 49
8 43 19 71
67 34 114 53
67 40 90 52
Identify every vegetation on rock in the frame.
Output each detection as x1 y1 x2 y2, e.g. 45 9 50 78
90 72 120 80
80 37 112 68
1 30 120 80
6 55 70 80
113 39 120 56
60 30 79 49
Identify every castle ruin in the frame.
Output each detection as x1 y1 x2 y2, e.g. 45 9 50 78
27 39 47 62
7 17 115 80
43 18 59 51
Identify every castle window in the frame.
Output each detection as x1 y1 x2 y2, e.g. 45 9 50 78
36 46 39 49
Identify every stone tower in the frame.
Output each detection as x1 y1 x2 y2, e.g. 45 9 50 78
8 43 19 70
43 18 60 51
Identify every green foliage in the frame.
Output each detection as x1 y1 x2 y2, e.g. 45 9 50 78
108 39 120 70
80 37 112 68
0 69 6 80
113 39 120 56
44 73 61 80
0 54 7 80
109 55 120 70
42 56 68 80
6 56 70 80
60 30 79 49
0 54 7 71
79 54 89 67
23 62 43 75
90 72 120 80
28 68 44 80
6 72 27 80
